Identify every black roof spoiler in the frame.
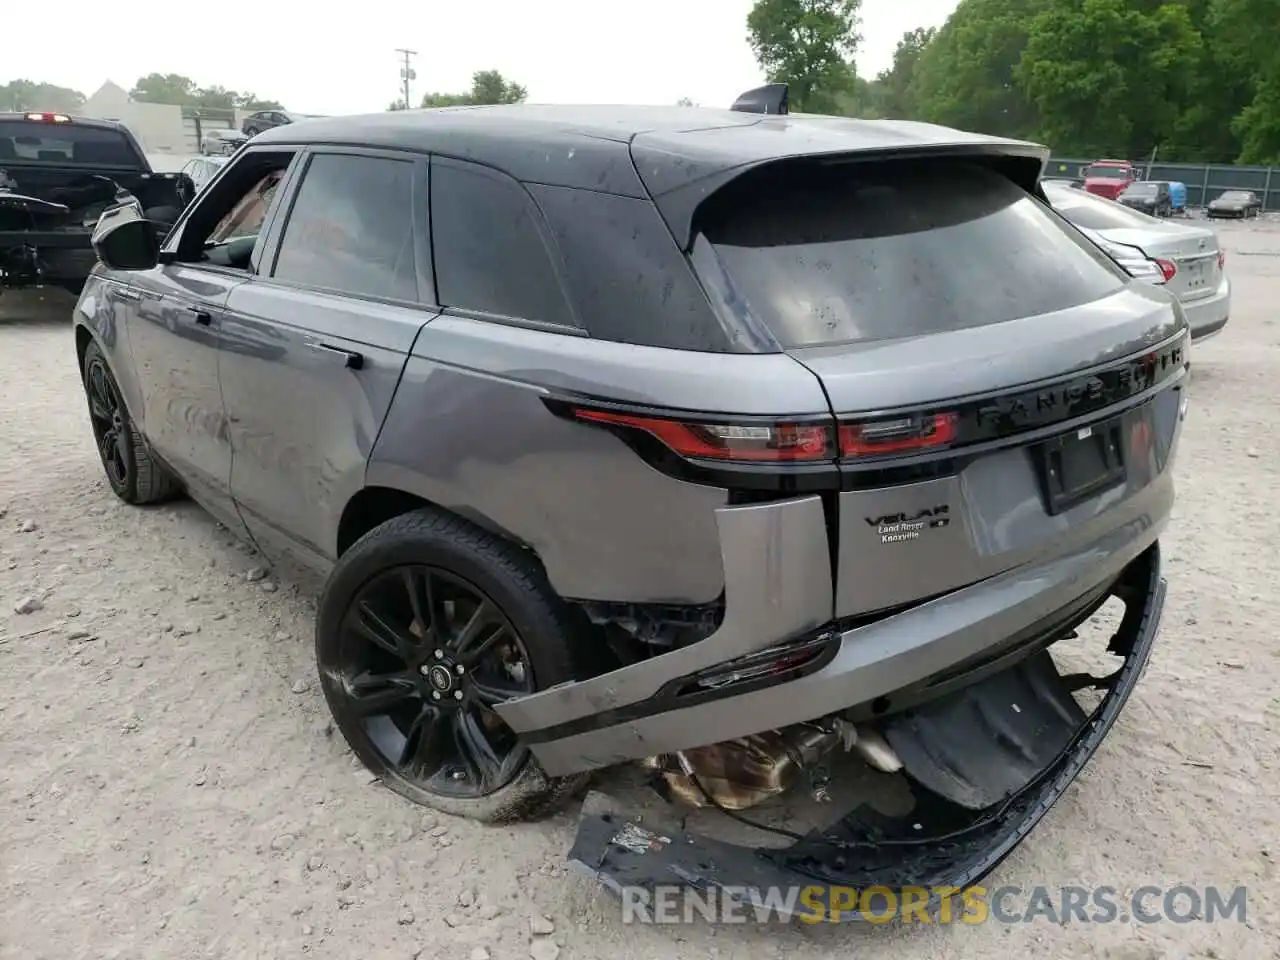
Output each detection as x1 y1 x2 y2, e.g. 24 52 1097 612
729 83 789 115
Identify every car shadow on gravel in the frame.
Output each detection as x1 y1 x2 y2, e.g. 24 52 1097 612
0 289 78 325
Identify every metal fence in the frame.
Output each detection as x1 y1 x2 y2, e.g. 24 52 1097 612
1045 157 1278 211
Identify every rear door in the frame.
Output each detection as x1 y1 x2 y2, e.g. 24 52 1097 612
220 148 432 568
689 155 1189 617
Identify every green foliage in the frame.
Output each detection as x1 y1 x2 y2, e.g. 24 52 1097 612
421 70 527 108
0 79 85 113
798 0 1280 165
911 0 1043 139
746 0 861 113
129 73 283 111
875 27 936 118
1017 0 1202 159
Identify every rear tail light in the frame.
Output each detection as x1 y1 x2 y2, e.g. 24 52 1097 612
24 112 70 123
568 407 833 462
838 412 958 457
1155 258 1177 282
1218 249 1226 269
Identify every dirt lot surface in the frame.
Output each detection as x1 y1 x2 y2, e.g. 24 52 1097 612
2 222 1278 960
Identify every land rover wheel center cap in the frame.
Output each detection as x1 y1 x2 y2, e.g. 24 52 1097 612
426 663 455 694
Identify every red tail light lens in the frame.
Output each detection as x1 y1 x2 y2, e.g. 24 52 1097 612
839 412 958 457
570 408 833 462
24 112 70 123
1217 249 1226 269
1155 258 1177 282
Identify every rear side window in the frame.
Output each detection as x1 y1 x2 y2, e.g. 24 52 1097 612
693 160 1127 348
272 153 418 302
0 120 142 166
430 158 574 326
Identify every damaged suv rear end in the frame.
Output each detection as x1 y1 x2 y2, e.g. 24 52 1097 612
215 95 1191 919
472 107 1186 915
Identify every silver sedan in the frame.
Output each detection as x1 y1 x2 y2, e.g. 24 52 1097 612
1043 180 1229 342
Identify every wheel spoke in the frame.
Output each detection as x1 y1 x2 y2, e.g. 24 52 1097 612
347 670 418 716
454 710 503 785
472 679 525 707
398 704 444 770
453 602 502 662
402 567 451 644
352 600 414 658
88 393 111 421
113 431 130 471
90 366 114 414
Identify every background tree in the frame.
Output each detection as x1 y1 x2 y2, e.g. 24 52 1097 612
746 0 862 113
0 79 86 113
1016 0 1201 159
874 27 936 118
129 73 283 111
421 70 527 108
911 0 1043 139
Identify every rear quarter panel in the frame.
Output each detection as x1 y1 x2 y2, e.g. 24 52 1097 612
368 315 831 604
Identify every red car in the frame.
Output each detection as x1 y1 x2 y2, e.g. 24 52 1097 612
1082 159 1137 200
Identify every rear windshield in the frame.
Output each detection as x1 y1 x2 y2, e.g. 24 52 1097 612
1044 183 1164 229
1085 165 1132 179
692 160 1126 348
1123 182 1158 195
0 120 142 166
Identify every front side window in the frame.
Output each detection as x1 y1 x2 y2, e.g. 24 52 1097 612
430 158 573 326
271 152 418 302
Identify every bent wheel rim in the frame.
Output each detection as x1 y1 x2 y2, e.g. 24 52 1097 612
85 358 129 490
328 565 535 800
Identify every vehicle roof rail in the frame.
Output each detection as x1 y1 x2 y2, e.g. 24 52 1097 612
730 83 789 115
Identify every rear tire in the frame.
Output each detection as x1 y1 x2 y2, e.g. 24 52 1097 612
316 508 592 822
81 339 180 505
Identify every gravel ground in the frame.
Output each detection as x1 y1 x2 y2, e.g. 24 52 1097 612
2 222 1278 960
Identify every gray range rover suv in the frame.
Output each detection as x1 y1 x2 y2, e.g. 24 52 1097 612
75 84 1186 916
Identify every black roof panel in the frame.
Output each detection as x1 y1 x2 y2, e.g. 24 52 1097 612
252 104 1048 243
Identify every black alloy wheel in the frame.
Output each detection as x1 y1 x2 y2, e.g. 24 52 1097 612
85 352 130 494
325 564 535 799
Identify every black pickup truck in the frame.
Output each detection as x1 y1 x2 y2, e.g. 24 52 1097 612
1 112 192 296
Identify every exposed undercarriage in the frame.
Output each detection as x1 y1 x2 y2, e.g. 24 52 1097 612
569 544 1165 922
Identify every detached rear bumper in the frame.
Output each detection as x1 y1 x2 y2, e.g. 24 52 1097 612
498 478 1171 777
567 544 1167 922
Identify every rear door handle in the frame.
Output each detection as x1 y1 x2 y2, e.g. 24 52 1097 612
186 308 212 326
116 287 142 302
305 340 364 370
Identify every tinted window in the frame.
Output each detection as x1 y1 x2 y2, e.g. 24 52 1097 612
431 159 573 326
1045 183 1163 229
531 183 734 350
694 160 1126 349
272 153 418 301
0 120 142 166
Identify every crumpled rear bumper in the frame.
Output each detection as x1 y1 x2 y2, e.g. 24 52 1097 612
566 544 1166 922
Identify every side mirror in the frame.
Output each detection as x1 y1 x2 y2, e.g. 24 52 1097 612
91 200 160 271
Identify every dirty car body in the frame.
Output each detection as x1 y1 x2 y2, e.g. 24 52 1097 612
73 90 1186 916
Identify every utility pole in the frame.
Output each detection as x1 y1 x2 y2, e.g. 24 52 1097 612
396 48 418 110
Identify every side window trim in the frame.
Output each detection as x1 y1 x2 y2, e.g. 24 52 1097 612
261 146 434 310
427 154 582 331
158 145 306 276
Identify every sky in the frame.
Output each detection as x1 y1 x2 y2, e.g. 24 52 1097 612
7 0 960 115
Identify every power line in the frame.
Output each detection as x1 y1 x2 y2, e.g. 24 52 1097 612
395 49 418 109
